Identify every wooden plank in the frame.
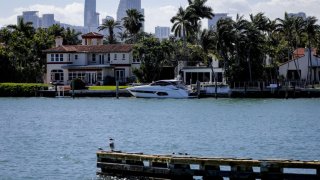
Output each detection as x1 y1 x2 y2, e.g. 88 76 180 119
97 151 320 169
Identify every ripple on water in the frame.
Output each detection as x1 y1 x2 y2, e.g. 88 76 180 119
0 97 319 179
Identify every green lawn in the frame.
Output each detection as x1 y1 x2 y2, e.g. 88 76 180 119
88 86 128 91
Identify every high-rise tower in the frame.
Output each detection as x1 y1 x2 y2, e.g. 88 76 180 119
117 0 142 22
116 0 144 32
84 0 98 27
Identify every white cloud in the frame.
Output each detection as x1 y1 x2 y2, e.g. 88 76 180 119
144 5 178 33
0 14 18 27
207 0 251 16
206 0 320 21
251 0 320 20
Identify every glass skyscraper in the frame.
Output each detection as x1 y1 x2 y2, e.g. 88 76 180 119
116 0 144 32
117 0 142 21
84 0 98 27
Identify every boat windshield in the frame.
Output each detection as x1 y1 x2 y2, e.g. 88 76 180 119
150 81 172 86
150 80 187 89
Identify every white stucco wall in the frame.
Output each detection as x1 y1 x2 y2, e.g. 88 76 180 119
110 53 131 64
279 51 320 81
46 64 68 85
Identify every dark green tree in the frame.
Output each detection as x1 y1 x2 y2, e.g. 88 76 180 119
133 38 173 82
122 9 145 43
98 19 122 44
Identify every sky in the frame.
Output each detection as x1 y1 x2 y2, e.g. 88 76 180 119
0 0 319 33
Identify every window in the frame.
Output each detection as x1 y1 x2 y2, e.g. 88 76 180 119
75 54 78 60
68 54 71 62
97 72 102 81
133 56 141 63
122 54 126 60
115 69 125 83
68 73 73 80
51 54 54 62
51 69 64 82
107 54 111 63
60 54 63 62
99 55 104 64
92 54 96 62
55 54 59 62
114 54 117 60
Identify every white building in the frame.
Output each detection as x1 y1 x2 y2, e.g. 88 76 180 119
18 11 41 28
42 14 55 28
288 12 307 20
181 58 225 84
44 32 141 85
155 26 170 40
279 48 320 82
208 13 231 30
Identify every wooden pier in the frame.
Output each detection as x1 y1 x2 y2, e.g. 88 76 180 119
97 151 320 180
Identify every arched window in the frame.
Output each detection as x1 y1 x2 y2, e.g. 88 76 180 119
51 70 64 82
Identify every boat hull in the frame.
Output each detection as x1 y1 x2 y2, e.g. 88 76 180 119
127 86 190 98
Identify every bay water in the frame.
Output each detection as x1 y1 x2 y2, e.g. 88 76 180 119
0 97 319 179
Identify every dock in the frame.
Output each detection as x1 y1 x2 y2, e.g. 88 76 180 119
97 151 320 180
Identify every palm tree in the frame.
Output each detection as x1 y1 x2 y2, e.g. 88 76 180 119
304 16 320 83
276 13 296 62
98 19 122 44
212 18 235 82
63 28 82 45
233 14 249 65
187 0 214 19
187 0 214 32
250 13 269 32
48 24 65 37
199 29 215 55
117 31 129 43
122 9 144 43
7 18 35 38
171 7 193 54
292 16 305 48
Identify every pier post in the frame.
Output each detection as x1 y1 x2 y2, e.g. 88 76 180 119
201 165 223 180
196 80 201 99
215 75 218 99
230 165 254 180
72 80 75 99
116 80 119 99
285 81 289 99
260 162 283 180
169 163 193 180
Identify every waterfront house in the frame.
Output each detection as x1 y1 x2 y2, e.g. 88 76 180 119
279 48 320 82
44 32 140 85
180 57 226 85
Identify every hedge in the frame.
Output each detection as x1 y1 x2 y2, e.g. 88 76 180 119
0 83 48 97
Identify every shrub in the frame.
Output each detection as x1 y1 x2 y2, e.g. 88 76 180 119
103 76 115 85
70 78 86 90
0 83 48 97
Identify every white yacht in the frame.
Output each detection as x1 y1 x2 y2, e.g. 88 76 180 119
127 80 192 98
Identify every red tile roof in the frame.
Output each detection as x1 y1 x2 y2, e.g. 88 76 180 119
43 44 133 53
82 32 104 38
293 48 317 59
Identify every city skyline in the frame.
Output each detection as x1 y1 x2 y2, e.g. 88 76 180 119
1 0 320 33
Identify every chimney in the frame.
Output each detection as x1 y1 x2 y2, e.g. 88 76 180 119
55 36 63 47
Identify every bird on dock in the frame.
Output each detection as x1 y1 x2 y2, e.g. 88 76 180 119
109 138 115 151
